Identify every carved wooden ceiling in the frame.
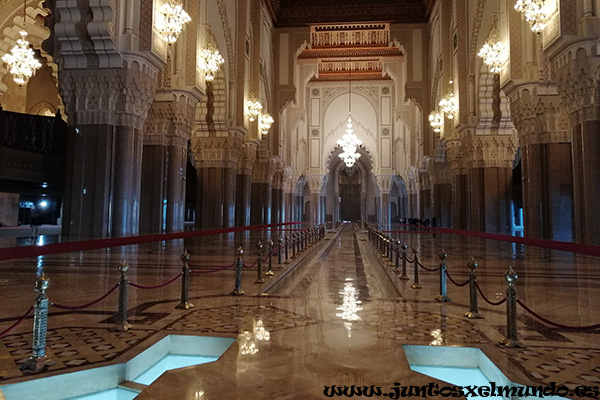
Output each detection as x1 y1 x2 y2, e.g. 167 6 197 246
266 0 435 27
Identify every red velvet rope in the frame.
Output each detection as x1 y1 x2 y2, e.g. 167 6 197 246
475 282 507 306
0 306 34 338
383 225 600 257
445 270 470 287
51 283 119 310
243 257 259 268
0 222 302 262
129 272 182 289
417 260 440 272
517 299 600 330
190 263 236 274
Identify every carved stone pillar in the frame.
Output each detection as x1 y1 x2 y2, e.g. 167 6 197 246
508 84 574 241
460 132 517 234
271 165 284 225
446 140 467 230
193 135 242 228
431 162 453 228
376 175 393 227
553 45 600 244
251 152 276 225
60 66 158 237
236 141 257 227
141 95 195 233
306 175 325 224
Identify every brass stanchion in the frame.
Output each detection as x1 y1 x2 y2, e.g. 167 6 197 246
230 247 244 296
277 236 283 267
464 257 482 319
254 241 265 284
394 239 401 272
410 248 422 289
19 274 55 373
435 250 451 302
291 234 296 258
284 235 289 263
266 240 274 276
500 267 524 347
176 251 194 309
114 261 133 331
399 242 409 281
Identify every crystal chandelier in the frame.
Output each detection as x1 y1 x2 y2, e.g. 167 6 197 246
2 0 42 86
159 0 191 44
337 76 362 168
198 46 224 82
2 30 41 86
439 80 458 119
514 0 550 33
478 14 508 73
258 112 274 135
245 100 262 121
428 110 443 133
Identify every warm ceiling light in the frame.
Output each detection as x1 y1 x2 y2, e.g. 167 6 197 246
429 111 444 133
439 81 458 119
259 112 274 135
245 100 262 122
514 0 551 33
159 1 191 44
2 30 41 86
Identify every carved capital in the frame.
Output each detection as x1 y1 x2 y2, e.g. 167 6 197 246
237 141 258 174
460 132 517 169
553 43 600 125
375 175 393 194
252 155 278 184
506 83 571 146
192 134 243 169
60 64 158 130
305 174 325 194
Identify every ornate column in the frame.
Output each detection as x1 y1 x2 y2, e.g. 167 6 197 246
418 169 432 220
271 164 284 225
60 66 158 237
193 134 242 228
431 161 453 227
508 85 574 241
250 151 276 225
306 175 325 224
460 131 517 234
553 45 600 245
376 175 393 227
236 141 258 227
282 168 295 223
446 140 468 229
141 95 195 233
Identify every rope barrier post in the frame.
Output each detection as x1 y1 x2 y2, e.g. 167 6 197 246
175 251 194 310
400 242 409 281
464 257 482 319
277 236 283 267
19 274 55 373
254 241 265 284
386 236 392 261
410 248 422 289
394 239 401 272
115 261 133 331
388 237 395 266
435 250 451 302
266 240 274 276
304 230 308 249
230 246 245 296
284 235 289 263
500 267 524 348
292 234 296 258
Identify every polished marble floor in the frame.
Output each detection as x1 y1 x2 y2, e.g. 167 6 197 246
0 224 598 399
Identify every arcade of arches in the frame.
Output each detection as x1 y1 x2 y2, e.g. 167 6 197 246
0 0 598 244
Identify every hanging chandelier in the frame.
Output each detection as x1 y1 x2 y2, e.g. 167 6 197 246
245 100 262 121
478 14 508 73
439 80 458 119
198 46 224 82
514 0 550 33
2 0 41 86
259 112 274 135
159 0 191 44
428 110 444 133
338 74 362 168
2 30 41 86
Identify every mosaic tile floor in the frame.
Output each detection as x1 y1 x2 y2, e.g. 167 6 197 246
0 224 598 399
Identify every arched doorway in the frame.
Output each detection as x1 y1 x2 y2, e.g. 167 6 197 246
339 168 361 222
